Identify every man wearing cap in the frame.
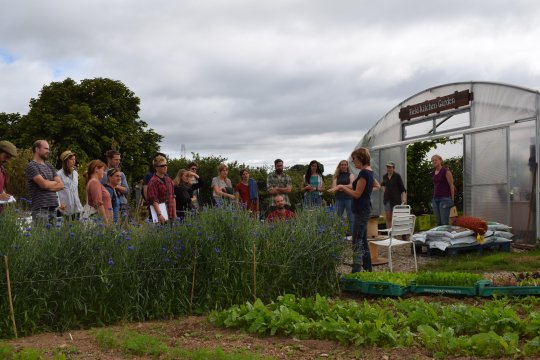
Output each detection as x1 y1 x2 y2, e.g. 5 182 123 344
0 140 18 214
381 161 407 229
26 140 64 224
57 150 83 220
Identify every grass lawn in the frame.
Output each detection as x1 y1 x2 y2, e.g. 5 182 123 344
420 247 540 273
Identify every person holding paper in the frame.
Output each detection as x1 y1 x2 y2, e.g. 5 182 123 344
147 156 176 224
0 140 17 214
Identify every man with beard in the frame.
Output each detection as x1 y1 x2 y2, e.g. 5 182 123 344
0 140 18 214
266 195 295 222
26 140 64 224
267 158 293 211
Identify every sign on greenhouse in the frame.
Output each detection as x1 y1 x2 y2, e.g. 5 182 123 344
399 89 473 121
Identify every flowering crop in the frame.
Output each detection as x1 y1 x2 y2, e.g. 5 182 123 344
0 206 346 338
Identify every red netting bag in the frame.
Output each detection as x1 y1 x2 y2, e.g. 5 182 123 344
453 216 488 235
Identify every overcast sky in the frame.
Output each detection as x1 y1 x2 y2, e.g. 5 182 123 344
1 0 540 174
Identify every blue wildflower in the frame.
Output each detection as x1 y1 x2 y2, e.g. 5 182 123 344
125 236 131 241
69 232 75 238
108 258 115 266
214 248 221 254
127 245 134 251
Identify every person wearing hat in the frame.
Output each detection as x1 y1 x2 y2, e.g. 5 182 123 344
25 140 64 224
57 150 83 220
0 140 17 214
381 161 407 229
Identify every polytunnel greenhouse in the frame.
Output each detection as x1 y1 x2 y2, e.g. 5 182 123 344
356 81 540 245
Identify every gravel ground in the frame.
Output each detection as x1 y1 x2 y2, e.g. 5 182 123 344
340 239 445 274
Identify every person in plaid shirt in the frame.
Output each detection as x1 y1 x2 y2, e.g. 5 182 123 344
266 158 293 209
147 155 176 223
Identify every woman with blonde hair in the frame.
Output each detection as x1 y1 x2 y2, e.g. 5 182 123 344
329 147 374 272
211 163 235 206
173 168 200 219
83 160 112 224
332 160 355 235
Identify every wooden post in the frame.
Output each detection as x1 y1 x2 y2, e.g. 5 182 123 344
190 259 196 315
252 243 257 301
3 256 17 338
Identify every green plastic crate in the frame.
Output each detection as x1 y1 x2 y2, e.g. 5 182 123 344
477 281 540 297
341 277 409 297
341 277 363 292
409 280 481 296
417 215 432 231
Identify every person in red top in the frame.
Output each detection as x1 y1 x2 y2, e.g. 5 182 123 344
235 168 259 216
266 195 295 222
84 160 113 225
147 155 176 224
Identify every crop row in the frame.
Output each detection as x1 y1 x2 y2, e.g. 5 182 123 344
0 206 346 338
210 294 540 358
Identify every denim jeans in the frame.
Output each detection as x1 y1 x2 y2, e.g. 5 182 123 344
351 208 372 272
432 197 453 225
303 191 322 209
32 207 57 226
335 198 354 235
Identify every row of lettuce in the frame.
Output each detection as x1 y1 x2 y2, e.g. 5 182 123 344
210 294 540 358
0 206 346 338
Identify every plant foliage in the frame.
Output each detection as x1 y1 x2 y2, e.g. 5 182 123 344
0 206 346 338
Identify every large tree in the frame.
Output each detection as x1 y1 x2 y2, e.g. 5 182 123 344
16 77 162 180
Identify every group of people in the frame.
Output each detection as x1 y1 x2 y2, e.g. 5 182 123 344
0 138 455 272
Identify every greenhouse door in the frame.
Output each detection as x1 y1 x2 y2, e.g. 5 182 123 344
463 128 509 226
464 121 537 244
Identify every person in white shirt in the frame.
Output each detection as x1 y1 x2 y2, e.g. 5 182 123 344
57 150 83 220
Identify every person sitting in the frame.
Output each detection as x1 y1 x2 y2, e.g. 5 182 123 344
266 195 295 222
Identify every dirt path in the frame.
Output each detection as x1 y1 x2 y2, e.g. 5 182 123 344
6 316 436 359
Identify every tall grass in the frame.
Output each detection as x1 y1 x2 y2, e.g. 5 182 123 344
0 206 346 338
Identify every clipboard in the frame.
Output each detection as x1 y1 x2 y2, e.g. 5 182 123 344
150 202 169 223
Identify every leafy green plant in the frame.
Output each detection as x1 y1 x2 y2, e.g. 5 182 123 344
342 271 416 287
414 272 483 287
210 294 540 357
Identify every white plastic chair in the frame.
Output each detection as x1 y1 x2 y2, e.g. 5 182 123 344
371 214 417 272
378 205 411 235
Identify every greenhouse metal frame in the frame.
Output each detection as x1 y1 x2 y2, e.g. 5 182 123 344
356 81 540 245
